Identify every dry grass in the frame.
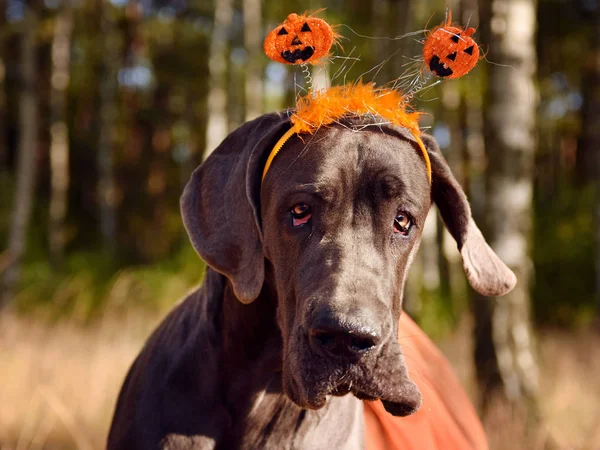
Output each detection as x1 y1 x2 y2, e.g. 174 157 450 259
440 321 600 450
0 311 161 450
1 311 599 450
536 329 600 449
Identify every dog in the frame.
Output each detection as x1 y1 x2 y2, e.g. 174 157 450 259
107 112 515 449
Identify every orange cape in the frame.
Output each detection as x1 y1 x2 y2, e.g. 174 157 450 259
364 314 488 450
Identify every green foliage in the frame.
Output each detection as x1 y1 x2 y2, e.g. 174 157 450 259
416 287 460 340
533 183 596 326
14 245 205 323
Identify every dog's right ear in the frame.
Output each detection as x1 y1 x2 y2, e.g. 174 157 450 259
421 134 517 296
181 113 291 304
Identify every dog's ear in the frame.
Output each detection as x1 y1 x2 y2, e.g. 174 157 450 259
421 134 517 296
181 113 291 304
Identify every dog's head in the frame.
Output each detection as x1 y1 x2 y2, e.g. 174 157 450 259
181 113 515 416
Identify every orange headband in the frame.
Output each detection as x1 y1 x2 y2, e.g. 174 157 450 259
261 84 432 184
261 124 431 183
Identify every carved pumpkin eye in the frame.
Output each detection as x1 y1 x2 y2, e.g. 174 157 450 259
301 22 311 32
278 27 288 35
451 34 460 43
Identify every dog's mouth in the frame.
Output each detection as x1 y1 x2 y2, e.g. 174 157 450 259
282 339 422 417
330 376 422 417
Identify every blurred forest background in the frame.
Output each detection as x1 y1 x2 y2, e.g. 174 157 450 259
0 0 599 449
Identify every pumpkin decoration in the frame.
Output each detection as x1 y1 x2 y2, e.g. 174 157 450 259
422 17 480 79
264 13 337 65
260 10 484 186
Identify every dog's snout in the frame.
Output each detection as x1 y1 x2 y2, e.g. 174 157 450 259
308 318 381 359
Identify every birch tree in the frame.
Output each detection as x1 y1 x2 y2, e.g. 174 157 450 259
243 0 263 121
49 4 74 267
0 3 7 174
475 0 539 407
204 0 232 160
98 0 119 254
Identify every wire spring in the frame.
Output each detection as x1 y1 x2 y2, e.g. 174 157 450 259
300 63 314 92
401 72 433 106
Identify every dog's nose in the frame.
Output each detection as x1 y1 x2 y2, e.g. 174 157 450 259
308 320 381 359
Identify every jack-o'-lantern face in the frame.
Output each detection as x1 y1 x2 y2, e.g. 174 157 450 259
264 13 336 65
423 26 479 79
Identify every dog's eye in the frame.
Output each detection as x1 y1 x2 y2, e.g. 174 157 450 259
290 203 312 227
393 212 412 236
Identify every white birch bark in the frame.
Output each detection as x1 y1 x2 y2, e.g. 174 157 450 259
49 6 74 267
204 0 233 160
477 0 539 404
243 0 262 121
98 0 119 252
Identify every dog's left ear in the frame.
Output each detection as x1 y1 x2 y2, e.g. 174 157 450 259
181 113 291 304
421 134 517 296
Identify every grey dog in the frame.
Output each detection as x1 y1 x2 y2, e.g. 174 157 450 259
107 113 515 450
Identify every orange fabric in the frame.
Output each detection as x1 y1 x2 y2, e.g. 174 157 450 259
364 314 488 450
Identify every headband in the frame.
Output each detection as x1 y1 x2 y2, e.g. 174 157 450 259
260 84 432 184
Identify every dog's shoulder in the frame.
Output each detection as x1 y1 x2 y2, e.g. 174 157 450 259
108 271 230 450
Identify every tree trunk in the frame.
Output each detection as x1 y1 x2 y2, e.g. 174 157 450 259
460 0 485 204
390 0 412 76
373 0 390 82
98 0 119 254
1 7 39 307
243 0 262 121
0 3 7 174
578 4 600 323
596 177 600 322
49 6 74 268
438 72 464 302
475 0 539 409
204 0 232 160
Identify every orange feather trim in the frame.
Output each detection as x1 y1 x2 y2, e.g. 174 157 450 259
262 83 431 183
262 84 432 183
292 83 422 137
292 83 430 182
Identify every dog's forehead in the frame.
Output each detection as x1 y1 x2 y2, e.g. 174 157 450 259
269 124 430 199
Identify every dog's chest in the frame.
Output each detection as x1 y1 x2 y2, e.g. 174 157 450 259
238 392 365 450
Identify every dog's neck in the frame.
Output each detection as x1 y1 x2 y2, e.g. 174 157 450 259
217 264 281 374
205 267 364 449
